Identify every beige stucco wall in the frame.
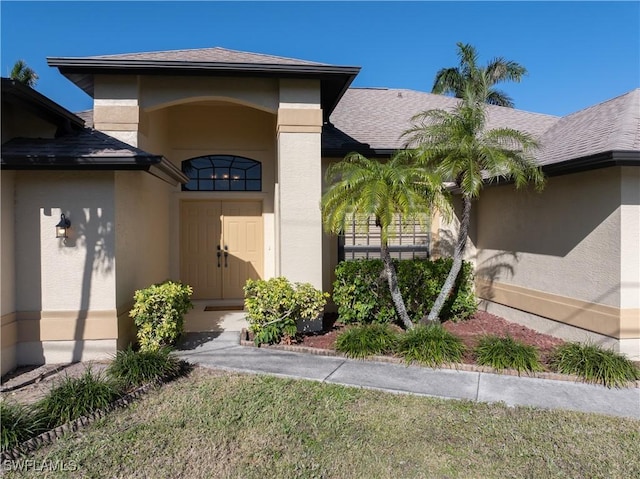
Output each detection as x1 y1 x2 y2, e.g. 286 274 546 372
620 166 640 311
2 171 16 316
471 167 639 357
11 171 119 365
139 76 280 114
1 171 17 374
277 79 323 289
114 171 174 347
476 168 621 307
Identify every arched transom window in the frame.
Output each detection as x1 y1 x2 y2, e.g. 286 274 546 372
182 155 262 191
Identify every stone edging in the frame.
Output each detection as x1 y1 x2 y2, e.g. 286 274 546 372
239 330 640 389
0 378 163 461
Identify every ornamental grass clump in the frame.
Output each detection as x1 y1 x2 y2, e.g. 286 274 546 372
335 324 398 359
396 324 465 367
474 335 542 374
37 369 120 429
0 401 46 452
107 346 183 389
550 342 640 388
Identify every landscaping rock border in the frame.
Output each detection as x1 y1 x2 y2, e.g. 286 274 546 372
240 329 640 389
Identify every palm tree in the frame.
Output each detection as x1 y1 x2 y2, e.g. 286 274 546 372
322 152 450 330
10 60 38 88
432 42 526 108
404 95 544 323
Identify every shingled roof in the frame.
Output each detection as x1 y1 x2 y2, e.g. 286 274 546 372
1 128 187 185
79 47 328 66
328 88 559 153
327 87 640 172
538 89 640 166
48 47 360 120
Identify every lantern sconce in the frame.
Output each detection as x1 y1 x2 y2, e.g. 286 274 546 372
56 214 71 239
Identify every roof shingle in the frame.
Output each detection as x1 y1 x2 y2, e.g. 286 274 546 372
81 47 328 66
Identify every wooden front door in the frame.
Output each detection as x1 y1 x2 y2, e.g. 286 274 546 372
180 200 263 300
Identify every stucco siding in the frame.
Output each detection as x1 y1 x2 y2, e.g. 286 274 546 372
140 76 280 114
2 171 16 317
115 170 172 309
15 171 117 313
620 166 640 310
475 168 621 308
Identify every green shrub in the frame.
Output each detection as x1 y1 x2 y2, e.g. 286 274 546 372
550 342 640 388
244 277 328 346
335 324 398 358
1 401 45 451
332 258 476 325
37 369 120 429
107 346 183 389
474 335 542 373
130 280 193 351
396 324 466 366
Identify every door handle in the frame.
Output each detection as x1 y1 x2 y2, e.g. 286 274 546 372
224 245 229 268
216 245 221 268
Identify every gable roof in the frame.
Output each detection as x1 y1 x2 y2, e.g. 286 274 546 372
47 47 360 120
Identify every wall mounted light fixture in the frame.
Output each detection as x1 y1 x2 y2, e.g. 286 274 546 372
56 214 71 238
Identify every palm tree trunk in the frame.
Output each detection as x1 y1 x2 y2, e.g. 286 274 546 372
425 195 472 323
381 242 414 330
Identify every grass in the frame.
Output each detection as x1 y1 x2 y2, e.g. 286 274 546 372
37 368 120 429
335 324 398 358
3 368 638 479
396 324 466 366
550 342 640 388
106 346 183 389
475 335 543 374
0 401 45 452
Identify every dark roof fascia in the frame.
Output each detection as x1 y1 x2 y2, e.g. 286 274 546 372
541 150 640 177
1 78 85 133
47 58 360 120
322 147 395 159
46 57 360 76
0 154 188 184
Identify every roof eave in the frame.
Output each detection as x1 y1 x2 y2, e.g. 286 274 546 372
0 154 188 185
47 58 360 119
541 150 640 177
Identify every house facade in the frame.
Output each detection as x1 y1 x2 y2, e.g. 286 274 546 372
1 47 638 374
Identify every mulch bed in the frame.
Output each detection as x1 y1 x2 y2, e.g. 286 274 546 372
292 311 566 369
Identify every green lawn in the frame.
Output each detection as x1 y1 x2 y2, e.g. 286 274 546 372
4 367 639 479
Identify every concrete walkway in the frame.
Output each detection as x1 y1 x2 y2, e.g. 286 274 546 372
176 329 640 420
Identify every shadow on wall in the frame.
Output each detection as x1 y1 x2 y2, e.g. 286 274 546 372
476 179 620 257
61 206 115 362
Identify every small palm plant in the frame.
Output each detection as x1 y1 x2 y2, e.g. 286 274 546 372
322 152 450 329
10 60 38 88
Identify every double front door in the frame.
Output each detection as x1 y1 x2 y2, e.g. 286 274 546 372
180 200 263 300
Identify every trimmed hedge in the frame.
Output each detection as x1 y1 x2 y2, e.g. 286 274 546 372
333 258 476 325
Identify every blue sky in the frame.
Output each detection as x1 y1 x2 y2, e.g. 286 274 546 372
1 1 638 117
